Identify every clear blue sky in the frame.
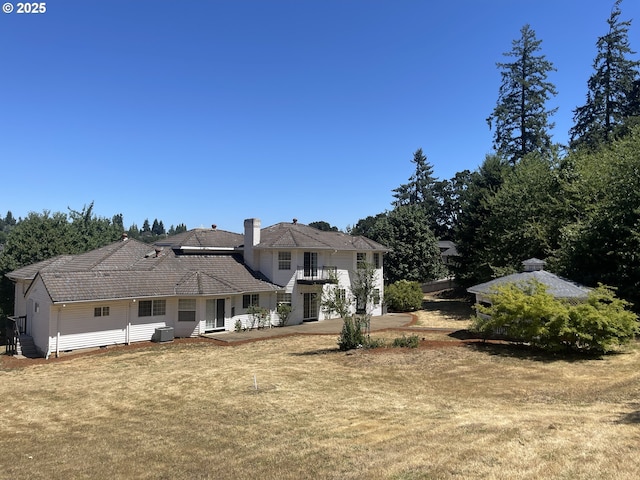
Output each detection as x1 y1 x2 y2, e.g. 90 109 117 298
2 0 639 232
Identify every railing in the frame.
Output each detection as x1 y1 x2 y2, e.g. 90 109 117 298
5 316 25 355
296 265 338 283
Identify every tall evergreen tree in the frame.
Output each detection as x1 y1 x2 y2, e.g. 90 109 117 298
392 148 439 230
570 0 640 149
487 25 558 164
366 206 445 284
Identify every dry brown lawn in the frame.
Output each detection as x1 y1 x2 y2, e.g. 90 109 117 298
1 330 640 480
412 292 475 329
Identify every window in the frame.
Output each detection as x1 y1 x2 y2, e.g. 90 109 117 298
303 292 318 320
357 252 367 269
373 289 381 306
277 292 292 305
94 306 110 317
138 299 166 317
34 302 40 313
278 251 291 270
153 300 166 316
303 252 317 277
243 294 259 309
373 253 381 269
337 288 346 302
178 299 196 322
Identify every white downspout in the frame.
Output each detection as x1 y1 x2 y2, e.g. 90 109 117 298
127 300 133 344
55 306 61 358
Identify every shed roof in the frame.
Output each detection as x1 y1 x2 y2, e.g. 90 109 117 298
467 270 590 299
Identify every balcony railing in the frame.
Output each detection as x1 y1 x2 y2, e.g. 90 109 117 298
296 266 338 284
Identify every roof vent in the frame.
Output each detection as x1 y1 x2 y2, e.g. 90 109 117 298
293 218 298 224
522 258 546 272
121 233 128 241
211 224 217 230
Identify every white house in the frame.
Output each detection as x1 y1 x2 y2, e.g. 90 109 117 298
6 218 388 358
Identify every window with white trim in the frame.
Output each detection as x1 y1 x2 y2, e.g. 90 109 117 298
138 299 166 317
278 251 291 270
178 299 197 322
357 252 367 269
373 252 381 269
243 294 259 309
277 292 292 305
94 306 110 317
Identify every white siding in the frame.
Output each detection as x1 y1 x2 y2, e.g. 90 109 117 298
55 302 127 351
13 280 29 317
25 277 53 356
129 299 169 343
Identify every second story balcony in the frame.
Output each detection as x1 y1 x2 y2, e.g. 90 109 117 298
296 265 339 285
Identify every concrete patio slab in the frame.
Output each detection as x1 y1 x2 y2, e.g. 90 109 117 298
201 313 414 344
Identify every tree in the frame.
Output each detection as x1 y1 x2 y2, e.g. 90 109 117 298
127 223 140 239
453 155 507 286
0 211 73 314
556 125 640 306
68 202 121 252
368 206 446 284
141 219 151 233
570 0 640 150
392 148 439 226
487 24 558 164
348 213 386 238
384 280 424 312
309 221 338 232
482 151 568 273
0 205 125 315
432 170 472 239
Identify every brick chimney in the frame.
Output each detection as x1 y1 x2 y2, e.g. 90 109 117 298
244 218 261 270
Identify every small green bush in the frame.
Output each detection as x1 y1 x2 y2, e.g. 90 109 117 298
384 280 424 312
276 302 292 327
392 334 420 348
338 316 366 351
473 281 638 354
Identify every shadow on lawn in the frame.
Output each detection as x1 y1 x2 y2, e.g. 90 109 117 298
617 404 640 424
289 347 339 357
449 330 611 364
421 299 474 321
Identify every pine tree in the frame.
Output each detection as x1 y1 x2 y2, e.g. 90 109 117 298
392 148 439 230
487 24 557 164
570 0 640 149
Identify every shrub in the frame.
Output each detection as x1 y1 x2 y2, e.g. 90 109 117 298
276 302 293 327
247 305 270 329
392 334 420 348
338 316 366 351
473 281 638 353
384 280 424 312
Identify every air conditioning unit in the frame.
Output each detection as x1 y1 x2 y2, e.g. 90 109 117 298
153 326 174 342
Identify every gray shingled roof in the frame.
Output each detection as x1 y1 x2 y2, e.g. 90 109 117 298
12 237 281 303
154 228 243 249
257 222 388 251
467 270 590 299
36 255 280 302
